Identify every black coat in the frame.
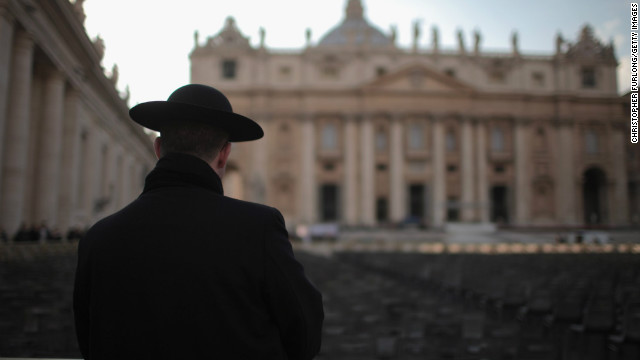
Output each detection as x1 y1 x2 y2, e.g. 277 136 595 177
74 152 324 359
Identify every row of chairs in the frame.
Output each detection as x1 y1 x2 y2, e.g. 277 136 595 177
315 251 640 359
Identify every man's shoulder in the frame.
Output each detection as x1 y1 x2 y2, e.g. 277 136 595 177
220 196 280 218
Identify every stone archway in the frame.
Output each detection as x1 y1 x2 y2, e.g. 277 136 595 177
582 167 607 225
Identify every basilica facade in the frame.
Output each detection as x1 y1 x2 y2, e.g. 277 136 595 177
191 0 634 229
0 0 155 238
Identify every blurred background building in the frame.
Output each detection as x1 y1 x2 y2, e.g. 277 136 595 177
191 0 637 229
0 0 156 238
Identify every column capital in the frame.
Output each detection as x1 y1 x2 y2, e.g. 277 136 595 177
44 66 66 81
360 112 376 121
468 116 486 125
0 2 15 24
610 120 627 132
297 112 314 123
459 115 475 124
428 113 445 123
344 113 361 123
14 30 34 50
514 117 532 126
390 112 406 122
553 117 574 126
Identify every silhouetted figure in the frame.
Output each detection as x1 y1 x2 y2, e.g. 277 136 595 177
74 84 323 360
66 227 84 241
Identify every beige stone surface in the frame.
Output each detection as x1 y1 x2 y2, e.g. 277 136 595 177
190 0 635 229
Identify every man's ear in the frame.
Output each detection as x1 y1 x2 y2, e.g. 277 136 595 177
216 142 231 169
153 137 163 159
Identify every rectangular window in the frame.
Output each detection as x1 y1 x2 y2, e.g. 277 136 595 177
408 123 425 150
586 130 598 154
581 67 596 88
222 59 237 79
489 72 506 84
532 71 545 87
321 123 338 150
321 67 339 79
278 65 292 81
376 131 387 152
446 130 457 152
491 127 505 152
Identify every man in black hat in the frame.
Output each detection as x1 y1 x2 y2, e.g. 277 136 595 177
73 84 323 359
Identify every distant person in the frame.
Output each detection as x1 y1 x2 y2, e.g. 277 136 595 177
13 223 31 242
73 84 324 359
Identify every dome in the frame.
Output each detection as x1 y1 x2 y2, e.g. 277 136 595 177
317 0 392 47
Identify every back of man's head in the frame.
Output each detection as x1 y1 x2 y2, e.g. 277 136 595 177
159 120 229 163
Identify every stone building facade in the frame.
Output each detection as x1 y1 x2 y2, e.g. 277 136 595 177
191 0 634 228
0 0 155 237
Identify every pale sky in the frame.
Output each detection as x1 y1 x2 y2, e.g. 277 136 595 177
83 0 630 106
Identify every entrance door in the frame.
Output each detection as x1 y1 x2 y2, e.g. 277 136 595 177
320 184 339 222
491 186 509 224
408 184 425 219
376 197 388 222
583 168 607 224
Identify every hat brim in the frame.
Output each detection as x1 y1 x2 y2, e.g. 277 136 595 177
129 101 263 142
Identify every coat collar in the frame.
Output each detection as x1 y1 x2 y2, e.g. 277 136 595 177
142 152 224 195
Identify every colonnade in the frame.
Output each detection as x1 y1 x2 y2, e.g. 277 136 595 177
0 2 155 237
297 114 497 228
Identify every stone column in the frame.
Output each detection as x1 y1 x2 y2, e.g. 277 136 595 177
300 115 316 224
119 154 133 207
103 144 119 215
343 115 358 225
514 118 530 225
460 118 475 221
476 120 489 222
0 8 15 188
360 115 375 226
81 128 102 226
59 90 82 232
611 125 629 225
250 115 269 204
113 150 124 209
555 121 576 224
431 117 446 228
389 114 405 223
0 31 34 233
34 69 66 226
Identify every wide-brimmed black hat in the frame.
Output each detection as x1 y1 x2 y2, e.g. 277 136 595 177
129 84 263 142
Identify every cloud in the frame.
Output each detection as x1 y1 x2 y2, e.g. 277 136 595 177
618 55 631 94
594 18 623 48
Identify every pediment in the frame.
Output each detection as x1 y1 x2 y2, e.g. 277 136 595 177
361 63 475 93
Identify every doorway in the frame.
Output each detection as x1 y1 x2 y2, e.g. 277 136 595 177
491 185 509 224
583 167 607 224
